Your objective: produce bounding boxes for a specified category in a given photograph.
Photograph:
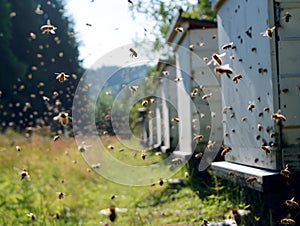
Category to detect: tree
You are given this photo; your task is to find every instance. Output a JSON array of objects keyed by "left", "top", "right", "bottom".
[{"left": 129, "top": 0, "right": 216, "bottom": 50}]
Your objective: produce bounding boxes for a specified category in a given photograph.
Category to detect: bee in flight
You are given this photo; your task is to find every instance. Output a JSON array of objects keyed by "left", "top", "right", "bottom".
[
  {"left": 129, "top": 48, "right": 137, "bottom": 58},
  {"left": 208, "top": 52, "right": 226, "bottom": 66},
  {"left": 99, "top": 205, "right": 128, "bottom": 222},
  {"left": 40, "top": 19, "right": 57, "bottom": 34},
  {"left": 260, "top": 26, "right": 276, "bottom": 39},
  {"left": 55, "top": 72, "right": 70, "bottom": 83},
  {"left": 53, "top": 112, "right": 70, "bottom": 126}
]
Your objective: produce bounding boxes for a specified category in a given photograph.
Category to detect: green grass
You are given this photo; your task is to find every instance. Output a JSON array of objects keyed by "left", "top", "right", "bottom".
[{"left": 0, "top": 130, "right": 266, "bottom": 225}]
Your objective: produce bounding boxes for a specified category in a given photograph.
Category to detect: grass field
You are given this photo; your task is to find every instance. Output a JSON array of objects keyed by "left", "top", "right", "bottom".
[{"left": 0, "top": 129, "right": 265, "bottom": 225}]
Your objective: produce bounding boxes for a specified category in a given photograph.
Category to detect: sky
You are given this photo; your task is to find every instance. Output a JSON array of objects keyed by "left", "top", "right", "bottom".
[{"left": 64, "top": 0, "right": 152, "bottom": 68}]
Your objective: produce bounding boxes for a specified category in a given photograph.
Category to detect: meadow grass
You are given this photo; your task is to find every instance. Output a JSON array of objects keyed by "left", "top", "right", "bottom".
[{"left": 0, "top": 130, "right": 262, "bottom": 225}]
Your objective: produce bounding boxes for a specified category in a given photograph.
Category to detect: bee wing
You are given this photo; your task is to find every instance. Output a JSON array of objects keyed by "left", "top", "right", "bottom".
[
  {"left": 50, "top": 30, "right": 56, "bottom": 34},
  {"left": 99, "top": 209, "right": 110, "bottom": 216},
  {"left": 56, "top": 75, "right": 61, "bottom": 79},
  {"left": 47, "top": 19, "right": 51, "bottom": 25},
  {"left": 206, "top": 59, "right": 213, "bottom": 65},
  {"left": 218, "top": 52, "right": 226, "bottom": 57},
  {"left": 53, "top": 115, "right": 60, "bottom": 121},
  {"left": 65, "top": 74, "right": 70, "bottom": 78},
  {"left": 115, "top": 207, "right": 128, "bottom": 213}
]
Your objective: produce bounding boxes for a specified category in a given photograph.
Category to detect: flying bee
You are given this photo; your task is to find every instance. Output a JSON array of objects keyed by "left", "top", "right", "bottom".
[
  {"left": 246, "top": 176, "right": 258, "bottom": 184},
  {"left": 171, "top": 157, "right": 183, "bottom": 165},
  {"left": 282, "top": 12, "right": 292, "bottom": 23},
  {"left": 56, "top": 191, "right": 66, "bottom": 200},
  {"left": 280, "top": 218, "right": 296, "bottom": 225},
  {"left": 171, "top": 117, "right": 179, "bottom": 123},
  {"left": 285, "top": 197, "right": 299, "bottom": 208},
  {"left": 27, "top": 213, "right": 36, "bottom": 221},
  {"left": 129, "top": 85, "right": 138, "bottom": 93},
  {"left": 193, "top": 134, "right": 204, "bottom": 144},
  {"left": 158, "top": 178, "right": 165, "bottom": 186},
  {"left": 55, "top": 72, "right": 70, "bottom": 83},
  {"left": 191, "top": 88, "right": 199, "bottom": 97},
  {"left": 42, "top": 96, "right": 50, "bottom": 101},
  {"left": 222, "top": 42, "right": 233, "bottom": 50},
  {"left": 129, "top": 48, "right": 137, "bottom": 57},
  {"left": 195, "top": 152, "right": 203, "bottom": 159},
  {"left": 221, "top": 146, "right": 232, "bottom": 156},
  {"left": 264, "top": 107, "right": 270, "bottom": 112},
  {"left": 162, "top": 70, "right": 170, "bottom": 76},
  {"left": 208, "top": 52, "right": 226, "bottom": 66},
  {"left": 202, "top": 92, "right": 212, "bottom": 100},
  {"left": 40, "top": 19, "right": 57, "bottom": 34},
  {"left": 128, "top": 0, "right": 133, "bottom": 4},
  {"left": 184, "top": 171, "right": 189, "bottom": 178},
  {"left": 281, "top": 164, "right": 291, "bottom": 179},
  {"left": 99, "top": 205, "right": 128, "bottom": 222},
  {"left": 201, "top": 220, "right": 209, "bottom": 226},
  {"left": 189, "top": 44, "right": 195, "bottom": 51},
  {"left": 107, "top": 145, "right": 114, "bottom": 150},
  {"left": 35, "top": 4, "right": 44, "bottom": 15},
  {"left": 78, "top": 142, "right": 91, "bottom": 152},
  {"left": 20, "top": 169, "right": 30, "bottom": 180},
  {"left": 142, "top": 100, "right": 148, "bottom": 107},
  {"left": 175, "top": 27, "right": 184, "bottom": 33},
  {"left": 248, "top": 103, "right": 255, "bottom": 112},
  {"left": 271, "top": 112, "right": 286, "bottom": 121},
  {"left": 241, "top": 117, "right": 247, "bottom": 122},
  {"left": 257, "top": 124, "right": 263, "bottom": 131},
  {"left": 141, "top": 150, "right": 147, "bottom": 160},
  {"left": 261, "top": 145, "right": 271, "bottom": 154},
  {"left": 16, "top": 145, "right": 21, "bottom": 152},
  {"left": 174, "top": 77, "right": 182, "bottom": 82},
  {"left": 207, "top": 140, "right": 216, "bottom": 150},
  {"left": 53, "top": 135, "right": 61, "bottom": 142},
  {"left": 260, "top": 26, "right": 276, "bottom": 39},
  {"left": 214, "top": 64, "right": 233, "bottom": 78},
  {"left": 53, "top": 112, "right": 70, "bottom": 126},
  {"left": 232, "top": 73, "right": 242, "bottom": 84}
]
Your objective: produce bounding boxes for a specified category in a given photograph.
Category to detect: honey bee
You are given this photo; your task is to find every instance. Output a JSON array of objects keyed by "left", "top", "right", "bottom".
[
  {"left": 53, "top": 135, "right": 61, "bottom": 142},
  {"left": 214, "top": 64, "right": 233, "bottom": 78},
  {"left": 189, "top": 44, "right": 195, "bottom": 51},
  {"left": 129, "top": 48, "right": 137, "bottom": 57},
  {"left": 20, "top": 169, "right": 30, "bottom": 180},
  {"left": 107, "top": 145, "right": 114, "bottom": 150},
  {"left": 195, "top": 152, "right": 203, "bottom": 159},
  {"left": 193, "top": 134, "right": 204, "bottom": 144},
  {"left": 208, "top": 52, "right": 226, "bottom": 66},
  {"left": 171, "top": 117, "right": 179, "bottom": 123},
  {"left": 241, "top": 117, "right": 247, "bottom": 122},
  {"left": 282, "top": 12, "right": 292, "bottom": 23},
  {"left": 261, "top": 145, "right": 271, "bottom": 154},
  {"left": 280, "top": 218, "right": 296, "bottom": 225},
  {"left": 55, "top": 72, "right": 70, "bottom": 83},
  {"left": 184, "top": 171, "right": 189, "bottom": 178},
  {"left": 207, "top": 140, "right": 216, "bottom": 150},
  {"left": 85, "top": 23, "right": 92, "bottom": 27},
  {"left": 91, "top": 163, "right": 101, "bottom": 169},
  {"left": 271, "top": 112, "right": 286, "bottom": 121},
  {"left": 264, "top": 107, "right": 270, "bottom": 112},
  {"left": 222, "top": 42, "right": 233, "bottom": 50},
  {"left": 53, "top": 112, "right": 70, "bottom": 126},
  {"left": 257, "top": 124, "right": 263, "bottom": 131},
  {"left": 141, "top": 151, "right": 147, "bottom": 160},
  {"left": 119, "top": 148, "right": 125, "bottom": 152},
  {"left": 129, "top": 85, "right": 138, "bottom": 93},
  {"left": 40, "top": 19, "right": 57, "bottom": 34},
  {"left": 142, "top": 100, "right": 148, "bottom": 107},
  {"left": 174, "top": 77, "right": 182, "bottom": 82},
  {"left": 56, "top": 191, "right": 66, "bottom": 200},
  {"left": 232, "top": 73, "right": 242, "bottom": 84},
  {"left": 202, "top": 93, "right": 212, "bottom": 100},
  {"left": 248, "top": 103, "right": 255, "bottom": 112},
  {"left": 221, "top": 146, "right": 232, "bottom": 156},
  {"left": 27, "top": 213, "right": 36, "bottom": 221},
  {"left": 78, "top": 142, "right": 91, "bottom": 152},
  {"left": 246, "top": 176, "right": 258, "bottom": 184},
  {"left": 158, "top": 178, "right": 165, "bottom": 186},
  {"left": 16, "top": 145, "right": 21, "bottom": 152},
  {"left": 281, "top": 164, "right": 291, "bottom": 179},
  {"left": 128, "top": 0, "right": 133, "bottom": 4},
  {"left": 171, "top": 157, "right": 183, "bottom": 165},
  {"left": 284, "top": 197, "right": 299, "bottom": 208},
  {"left": 35, "top": 4, "right": 44, "bottom": 15},
  {"left": 191, "top": 88, "right": 199, "bottom": 97},
  {"left": 260, "top": 26, "right": 276, "bottom": 39},
  {"left": 201, "top": 220, "right": 209, "bottom": 226},
  {"left": 99, "top": 205, "right": 128, "bottom": 222},
  {"left": 162, "top": 70, "right": 170, "bottom": 76},
  {"left": 175, "top": 27, "right": 184, "bottom": 33}
]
